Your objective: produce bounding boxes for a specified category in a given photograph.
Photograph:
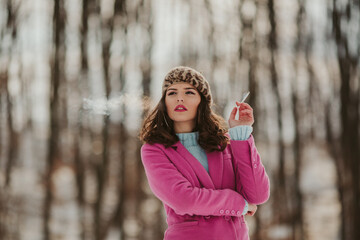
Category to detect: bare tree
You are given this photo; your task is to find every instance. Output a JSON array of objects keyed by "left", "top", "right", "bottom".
[
  {"left": 1, "top": 0, "right": 20, "bottom": 189},
  {"left": 266, "top": 0, "right": 291, "bottom": 228},
  {"left": 327, "top": 1, "right": 360, "bottom": 240},
  {"left": 136, "top": 0, "right": 156, "bottom": 237},
  {"left": 0, "top": 2, "right": 22, "bottom": 240},
  {"left": 290, "top": 0, "right": 308, "bottom": 239},
  {"left": 111, "top": 2, "right": 129, "bottom": 239},
  {"left": 73, "top": 0, "right": 92, "bottom": 239},
  {"left": 43, "top": 0, "right": 66, "bottom": 239},
  {"left": 95, "top": 0, "right": 128, "bottom": 239}
]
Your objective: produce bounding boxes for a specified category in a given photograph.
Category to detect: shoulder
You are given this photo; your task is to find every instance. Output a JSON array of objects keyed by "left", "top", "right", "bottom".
[
  {"left": 141, "top": 142, "right": 175, "bottom": 167},
  {"left": 141, "top": 142, "right": 169, "bottom": 157},
  {"left": 141, "top": 142, "right": 164, "bottom": 152}
]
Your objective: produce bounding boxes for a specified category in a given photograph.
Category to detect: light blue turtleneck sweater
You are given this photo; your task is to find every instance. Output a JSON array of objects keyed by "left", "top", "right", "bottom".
[{"left": 176, "top": 125, "right": 253, "bottom": 215}]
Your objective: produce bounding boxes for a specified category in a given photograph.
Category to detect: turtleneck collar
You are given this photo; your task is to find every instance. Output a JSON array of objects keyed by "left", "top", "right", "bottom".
[{"left": 176, "top": 131, "right": 199, "bottom": 148}]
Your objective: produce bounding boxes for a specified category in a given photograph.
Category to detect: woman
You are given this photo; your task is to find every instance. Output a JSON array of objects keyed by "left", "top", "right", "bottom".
[{"left": 139, "top": 66, "right": 270, "bottom": 240}]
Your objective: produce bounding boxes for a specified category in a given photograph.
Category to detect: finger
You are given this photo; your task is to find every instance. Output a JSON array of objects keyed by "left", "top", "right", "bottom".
[
  {"left": 242, "top": 102, "right": 252, "bottom": 108},
  {"left": 240, "top": 113, "right": 253, "bottom": 119},
  {"left": 239, "top": 103, "right": 252, "bottom": 111},
  {"left": 239, "top": 109, "right": 253, "bottom": 116},
  {"left": 239, "top": 109, "right": 252, "bottom": 113},
  {"left": 240, "top": 102, "right": 252, "bottom": 108},
  {"left": 246, "top": 211, "right": 254, "bottom": 216},
  {"left": 229, "top": 107, "right": 237, "bottom": 120}
]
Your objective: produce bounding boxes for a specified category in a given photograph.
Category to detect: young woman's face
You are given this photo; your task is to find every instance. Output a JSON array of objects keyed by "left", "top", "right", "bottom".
[{"left": 165, "top": 82, "right": 201, "bottom": 133}]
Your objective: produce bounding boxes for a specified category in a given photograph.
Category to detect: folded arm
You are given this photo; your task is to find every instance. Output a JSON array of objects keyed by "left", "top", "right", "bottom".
[{"left": 141, "top": 143, "right": 248, "bottom": 217}]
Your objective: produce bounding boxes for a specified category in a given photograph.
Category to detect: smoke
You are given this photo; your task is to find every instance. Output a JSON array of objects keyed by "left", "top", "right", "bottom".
[{"left": 82, "top": 93, "right": 155, "bottom": 116}]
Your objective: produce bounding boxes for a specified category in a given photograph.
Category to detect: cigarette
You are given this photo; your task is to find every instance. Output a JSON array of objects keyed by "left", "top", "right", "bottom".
[{"left": 240, "top": 91, "right": 250, "bottom": 103}]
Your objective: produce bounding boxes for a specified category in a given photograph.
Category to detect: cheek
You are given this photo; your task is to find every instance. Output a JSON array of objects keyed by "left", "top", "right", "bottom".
[
  {"left": 192, "top": 97, "right": 201, "bottom": 112},
  {"left": 165, "top": 98, "right": 174, "bottom": 117},
  {"left": 190, "top": 102, "right": 200, "bottom": 115},
  {"left": 165, "top": 98, "right": 171, "bottom": 111}
]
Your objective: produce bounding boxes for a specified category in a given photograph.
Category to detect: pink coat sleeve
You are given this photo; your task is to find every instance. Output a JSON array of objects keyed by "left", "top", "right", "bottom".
[
  {"left": 141, "top": 143, "right": 247, "bottom": 217},
  {"left": 229, "top": 135, "right": 270, "bottom": 205}
]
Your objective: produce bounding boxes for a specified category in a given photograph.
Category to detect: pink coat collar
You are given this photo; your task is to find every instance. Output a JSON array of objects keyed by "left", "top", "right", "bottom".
[{"left": 169, "top": 141, "right": 224, "bottom": 190}]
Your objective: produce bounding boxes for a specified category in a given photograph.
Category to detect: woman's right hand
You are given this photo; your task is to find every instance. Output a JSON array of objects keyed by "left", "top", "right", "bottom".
[{"left": 246, "top": 204, "right": 257, "bottom": 216}]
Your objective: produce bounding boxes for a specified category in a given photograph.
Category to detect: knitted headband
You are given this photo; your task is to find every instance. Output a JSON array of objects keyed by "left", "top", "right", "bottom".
[{"left": 162, "top": 66, "right": 212, "bottom": 104}]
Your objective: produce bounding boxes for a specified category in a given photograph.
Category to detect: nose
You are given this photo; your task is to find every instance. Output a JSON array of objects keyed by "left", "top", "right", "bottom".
[{"left": 177, "top": 95, "right": 184, "bottom": 102}]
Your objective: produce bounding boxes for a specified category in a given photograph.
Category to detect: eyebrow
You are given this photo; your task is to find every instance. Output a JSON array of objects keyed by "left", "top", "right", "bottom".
[{"left": 167, "top": 87, "right": 196, "bottom": 91}]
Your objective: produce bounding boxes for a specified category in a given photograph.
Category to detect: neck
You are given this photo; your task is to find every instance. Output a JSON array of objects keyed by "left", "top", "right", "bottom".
[{"left": 174, "top": 120, "right": 196, "bottom": 133}]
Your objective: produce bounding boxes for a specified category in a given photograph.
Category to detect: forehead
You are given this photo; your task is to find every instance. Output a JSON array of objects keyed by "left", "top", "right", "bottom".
[{"left": 167, "top": 82, "right": 196, "bottom": 90}]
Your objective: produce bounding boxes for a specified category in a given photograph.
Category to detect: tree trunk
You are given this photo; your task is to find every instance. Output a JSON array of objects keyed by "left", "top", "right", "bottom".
[
  {"left": 74, "top": 1, "right": 90, "bottom": 239},
  {"left": 43, "top": 0, "right": 65, "bottom": 239},
  {"left": 291, "top": 0, "right": 307, "bottom": 238},
  {"left": 3, "top": 0, "right": 19, "bottom": 189},
  {"left": 267, "top": 0, "right": 289, "bottom": 225},
  {"left": 331, "top": 1, "right": 360, "bottom": 239}
]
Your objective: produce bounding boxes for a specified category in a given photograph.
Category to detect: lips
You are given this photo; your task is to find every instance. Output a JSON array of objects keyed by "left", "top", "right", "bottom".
[{"left": 174, "top": 105, "right": 187, "bottom": 111}]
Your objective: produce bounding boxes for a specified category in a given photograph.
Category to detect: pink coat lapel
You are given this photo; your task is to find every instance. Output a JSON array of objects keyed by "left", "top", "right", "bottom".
[{"left": 170, "top": 142, "right": 224, "bottom": 190}]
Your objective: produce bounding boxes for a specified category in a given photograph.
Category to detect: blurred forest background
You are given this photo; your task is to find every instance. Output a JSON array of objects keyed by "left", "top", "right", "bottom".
[{"left": 0, "top": 0, "right": 359, "bottom": 239}]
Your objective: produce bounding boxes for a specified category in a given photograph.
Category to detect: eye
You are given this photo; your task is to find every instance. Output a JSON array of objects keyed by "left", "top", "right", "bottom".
[
  {"left": 167, "top": 92, "right": 176, "bottom": 96},
  {"left": 186, "top": 91, "right": 195, "bottom": 95}
]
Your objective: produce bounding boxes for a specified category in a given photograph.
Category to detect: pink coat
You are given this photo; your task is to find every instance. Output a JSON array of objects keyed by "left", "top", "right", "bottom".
[{"left": 141, "top": 135, "right": 270, "bottom": 240}]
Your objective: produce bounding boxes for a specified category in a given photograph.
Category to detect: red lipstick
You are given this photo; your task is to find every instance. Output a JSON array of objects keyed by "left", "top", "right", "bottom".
[{"left": 174, "top": 105, "right": 187, "bottom": 112}]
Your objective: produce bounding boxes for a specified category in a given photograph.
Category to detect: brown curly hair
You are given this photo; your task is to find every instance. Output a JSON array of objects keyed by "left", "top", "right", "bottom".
[{"left": 139, "top": 93, "right": 229, "bottom": 152}]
